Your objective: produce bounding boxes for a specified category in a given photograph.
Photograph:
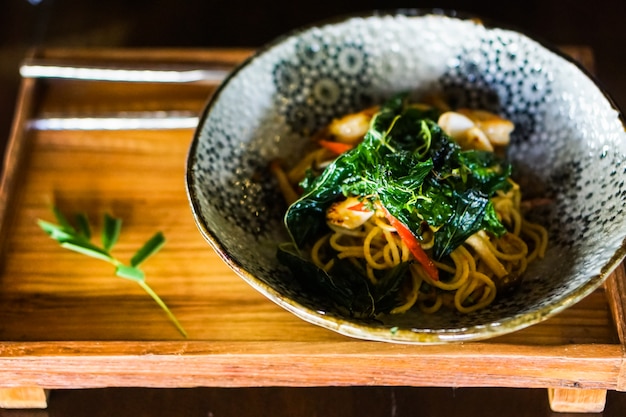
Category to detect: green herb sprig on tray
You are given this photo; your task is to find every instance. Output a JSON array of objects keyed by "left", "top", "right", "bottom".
[{"left": 38, "top": 206, "right": 187, "bottom": 338}]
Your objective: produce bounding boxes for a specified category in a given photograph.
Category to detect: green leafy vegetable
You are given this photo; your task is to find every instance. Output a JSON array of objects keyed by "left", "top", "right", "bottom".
[
  {"left": 131, "top": 231, "right": 166, "bottom": 267},
  {"left": 277, "top": 242, "right": 409, "bottom": 317},
  {"left": 38, "top": 208, "right": 187, "bottom": 338},
  {"left": 285, "top": 94, "right": 511, "bottom": 259},
  {"left": 75, "top": 213, "right": 91, "bottom": 239},
  {"left": 102, "top": 213, "right": 122, "bottom": 251},
  {"left": 280, "top": 94, "right": 514, "bottom": 317},
  {"left": 277, "top": 242, "right": 374, "bottom": 317}
]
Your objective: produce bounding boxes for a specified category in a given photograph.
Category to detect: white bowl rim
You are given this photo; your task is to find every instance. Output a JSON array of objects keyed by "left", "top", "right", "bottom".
[{"left": 186, "top": 9, "right": 626, "bottom": 343}]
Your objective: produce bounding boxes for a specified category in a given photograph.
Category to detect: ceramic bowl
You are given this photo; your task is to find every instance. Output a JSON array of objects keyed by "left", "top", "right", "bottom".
[{"left": 186, "top": 10, "right": 626, "bottom": 343}]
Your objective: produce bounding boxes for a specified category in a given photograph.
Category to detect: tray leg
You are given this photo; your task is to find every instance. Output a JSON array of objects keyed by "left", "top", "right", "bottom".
[
  {"left": 0, "top": 387, "right": 48, "bottom": 409},
  {"left": 547, "top": 387, "right": 607, "bottom": 413}
]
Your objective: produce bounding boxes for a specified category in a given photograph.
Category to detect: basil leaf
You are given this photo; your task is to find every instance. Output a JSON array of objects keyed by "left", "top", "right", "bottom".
[
  {"left": 75, "top": 213, "right": 91, "bottom": 239},
  {"left": 53, "top": 206, "right": 75, "bottom": 233},
  {"left": 458, "top": 150, "right": 512, "bottom": 194},
  {"left": 431, "top": 189, "right": 491, "bottom": 258},
  {"left": 277, "top": 243, "right": 375, "bottom": 317},
  {"left": 130, "top": 231, "right": 165, "bottom": 267},
  {"left": 482, "top": 201, "right": 508, "bottom": 237},
  {"left": 373, "top": 262, "right": 412, "bottom": 313},
  {"left": 102, "top": 213, "right": 122, "bottom": 251}
]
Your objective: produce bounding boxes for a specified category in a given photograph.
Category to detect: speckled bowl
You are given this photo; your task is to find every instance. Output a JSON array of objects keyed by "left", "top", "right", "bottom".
[{"left": 186, "top": 10, "right": 626, "bottom": 343}]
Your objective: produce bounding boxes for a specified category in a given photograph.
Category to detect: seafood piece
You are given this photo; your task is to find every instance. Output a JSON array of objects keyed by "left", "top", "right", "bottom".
[
  {"left": 328, "top": 106, "right": 378, "bottom": 143},
  {"left": 458, "top": 108, "right": 514, "bottom": 146},
  {"left": 438, "top": 111, "right": 493, "bottom": 151},
  {"left": 326, "top": 197, "right": 374, "bottom": 230},
  {"left": 438, "top": 110, "right": 514, "bottom": 150}
]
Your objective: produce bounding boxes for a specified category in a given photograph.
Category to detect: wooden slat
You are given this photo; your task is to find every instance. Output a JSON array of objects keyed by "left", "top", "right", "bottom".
[
  {"left": 604, "top": 263, "right": 626, "bottom": 390},
  {"left": 30, "top": 47, "right": 254, "bottom": 66},
  {"left": 0, "top": 341, "right": 621, "bottom": 389},
  {"left": 0, "top": 69, "right": 37, "bottom": 259}
]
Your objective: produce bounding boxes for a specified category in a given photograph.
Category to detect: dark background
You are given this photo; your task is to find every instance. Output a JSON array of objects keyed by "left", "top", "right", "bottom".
[
  {"left": 1, "top": 0, "right": 626, "bottom": 415},
  {"left": 1, "top": 0, "right": 626, "bottom": 148}
]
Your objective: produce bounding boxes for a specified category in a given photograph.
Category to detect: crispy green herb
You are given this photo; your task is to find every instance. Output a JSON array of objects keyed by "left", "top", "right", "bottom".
[
  {"left": 280, "top": 94, "right": 513, "bottom": 317},
  {"left": 38, "top": 208, "right": 187, "bottom": 338},
  {"left": 285, "top": 94, "right": 511, "bottom": 259}
]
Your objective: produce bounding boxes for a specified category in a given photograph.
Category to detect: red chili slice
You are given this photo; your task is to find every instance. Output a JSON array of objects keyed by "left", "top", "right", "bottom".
[
  {"left": 378, "top": 204, "right": 439, "bottom": 281},
  {"left": 347, "top": 201, "right": 369, "bottom": 212},
  {"left": 318, "top": 139, "right": 355, "bottom": 155}
]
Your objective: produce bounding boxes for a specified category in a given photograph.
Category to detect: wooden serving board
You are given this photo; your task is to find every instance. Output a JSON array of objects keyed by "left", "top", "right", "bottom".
[{"left": 0, "top": 47, "right": 623, "bottom": 413}]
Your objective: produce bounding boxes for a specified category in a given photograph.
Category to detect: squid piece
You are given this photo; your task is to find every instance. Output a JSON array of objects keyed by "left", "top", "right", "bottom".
[
  {"left": 327, "top": 106, "right": 378, "bottom": 144},
  {"left": 437, "top": 109, "right": 514, "bottom": 151},
  {"left": 457, "top": 108, "right": 514, "bottom": 147},
  {"left": 326, "top": 197, "right": 374, "bottom": 231},
  {"left": 437, "top": 111, "right": 493, "bottom": 151},
  {"left": 464, "top": 232, "right": 509, "bottom": 279}
]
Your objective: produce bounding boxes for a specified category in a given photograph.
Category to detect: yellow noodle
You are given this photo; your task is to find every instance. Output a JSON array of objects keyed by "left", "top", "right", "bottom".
[
  {"left": 509, "top": 207, "right": 523, "bottom": 236},
  {"left": 465, "top": 232, "right": 509, "bottom": 278},
  {"left": 337, "top": 249, "right": 366, "bottom": 259},
  {"left": 287, "top": 148, "right": 329, "bottom": 183},
  {"left": 329, "top": 232, "right": 363, "bottom": 253},
  {"left": 418, "top": 294, "right": 443, "bottom": 314},
  {"left": 475, "top": 259, "right": 492, "bottom": 277},
  {"left": 381, "top": 228, "right": 402, "bottom": 265},
  {"left": 494, "top": 194, "right": 523, "bottom": 236},
  {"left": 494, "top": 197, "right": 513, "bottom": 227},
  {"left": 311, "top": 233, "right": 331, "bottom": 269},
  {"left": 271, "top": 162, "right": 300, "bottom": 205},
  {"left": 400, "top": 239, "right": 411, "bottom": 262},
  {"left": 416, "top": 250, "right": 469, "bottom": 292},
  {"left": 374, "top": 216, "right": 396, "bottom": 232},
  {"left": 488, "top": 232, "right": 528, "bottom": 262},
  {"left": 435, "top": 249, "right": 470, "bottom": 291},
  {"left": 390, "top": 271, "right": 422, "bottom": 314},
  {"left": 364, "top": 226, "right": 389, "bottom": 269},
  {"left": 365, "top": 251, "right": 387, "bottom": 284},
  {"left": 433, "top": 259, "right": 456, "bottom": 274},
  {"left": 520, "top": 226, "right": 542, "bottom": 262},
  {"left": 457, "top": 245, "right": 477, "bottom": 272},
  {"left": 516, "top": 256, "right": 528, "bottom": 275},
  {"left": 455, "top": 272, "right": 496, "bottom": 313},
  {"left": 522, "top": 220, "right": 548, "bottom": 258},
  {"left": 420, "top": 229, "right": 435, "bottom": 250},
  {"left": 382, "top": 244, "right": 394, "bottom": 266}
]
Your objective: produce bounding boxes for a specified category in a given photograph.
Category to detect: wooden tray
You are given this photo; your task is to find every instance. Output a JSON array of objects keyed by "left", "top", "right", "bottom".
[{"left": 0, "top": 47, "right": 623, "bottom": 413}]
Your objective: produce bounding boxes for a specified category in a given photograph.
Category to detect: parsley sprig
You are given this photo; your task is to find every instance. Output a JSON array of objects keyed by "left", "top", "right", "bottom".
[{"left": 38, "top": 207, "right": 187, "bottom": 338}]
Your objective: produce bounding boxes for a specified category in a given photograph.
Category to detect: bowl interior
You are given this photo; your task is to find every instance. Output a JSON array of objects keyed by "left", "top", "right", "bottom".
[{"left": 187, "top": 11, "right": 626, "bottom": 343}]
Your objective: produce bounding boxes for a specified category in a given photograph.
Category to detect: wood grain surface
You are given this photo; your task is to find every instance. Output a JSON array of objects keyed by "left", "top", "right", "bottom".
[{"left": 0, "top": 48, "right": 624, "bottom": 412}]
